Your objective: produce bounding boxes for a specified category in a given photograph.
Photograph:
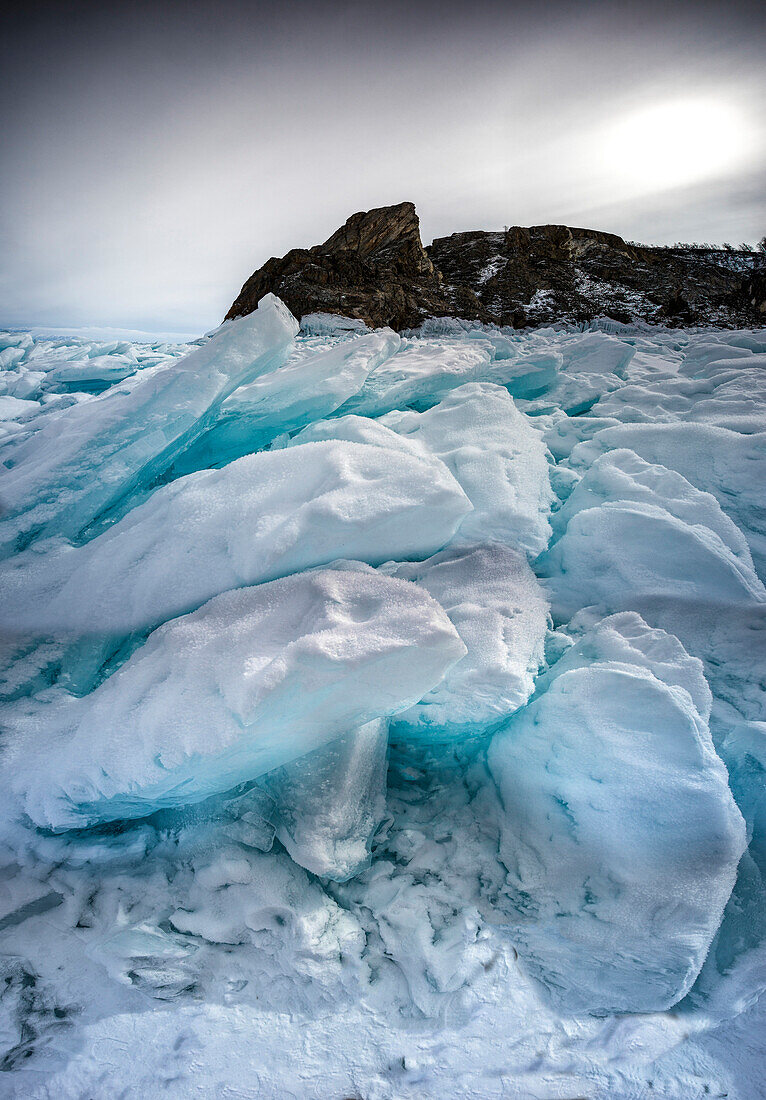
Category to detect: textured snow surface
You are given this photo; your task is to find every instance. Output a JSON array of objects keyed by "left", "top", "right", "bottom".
[{"left": 1, "top": 313, "right": 765, "bottom": 1098}]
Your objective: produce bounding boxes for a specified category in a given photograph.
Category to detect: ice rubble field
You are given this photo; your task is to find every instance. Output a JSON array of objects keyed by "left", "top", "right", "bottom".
[{"left": 0, "top": 302, "right": 765, "bottom": 1099}]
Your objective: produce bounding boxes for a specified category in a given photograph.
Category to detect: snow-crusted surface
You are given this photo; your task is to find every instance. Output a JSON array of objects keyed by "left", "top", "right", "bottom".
[{"left": 1, "top": 313, "right": 766, "bottom": 1098}]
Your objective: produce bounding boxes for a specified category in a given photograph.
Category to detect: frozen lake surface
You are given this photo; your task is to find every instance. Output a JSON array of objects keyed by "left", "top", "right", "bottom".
[{"left": 1, "top": 305, "right": 765, "bottom": 1098}]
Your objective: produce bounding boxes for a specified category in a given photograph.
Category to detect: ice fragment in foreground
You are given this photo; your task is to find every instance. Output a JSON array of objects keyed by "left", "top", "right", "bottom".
[
  {"left": 261, "top": 718, "right": 389, "bottom": 881},
  {"left": 487, "top": 612, "right": 746, "bottom": 1014},
  {"left": 7, "top": 568, "right": 465, "bottom": 830}
]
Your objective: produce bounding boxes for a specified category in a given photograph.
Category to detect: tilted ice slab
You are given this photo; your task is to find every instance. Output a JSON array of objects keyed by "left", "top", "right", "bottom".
[
  {"left": 332, "top": 339, "right": 560, "bottom": 418},
  {"left": 0, "top": 295, "right": 298, "bottom": 556},
  {"left": 487, "top": 612, "right": 746, "bottom": 1014},
  {"left": 0, "top": 438, "right": 470, "bottom": 653},
  {"left": 260, "top": 718, "right": 389, "bottom": 881},
  {"left": 6, "top": 568, "right": 466, "bottom": 831},
  {"left": 173, "top": 328, "right": 401, "bottom": 473},
  {"left": 552, "top": 448, "right": 755, "bottom": 569},
  {"left": 384, "top": 545, "right": 549, "bottom": 740},
  {"left": 290, "top": 383, "right": 553, "bottom": 557},
  {"left": 570, "top": 422, "right": 766, "bottom": 579},
  {"left": 540, "top": 499, "right": 766, "bottom": 622},
  {"left": 334, "top": 339, "right": 495, "bottom": 417}
]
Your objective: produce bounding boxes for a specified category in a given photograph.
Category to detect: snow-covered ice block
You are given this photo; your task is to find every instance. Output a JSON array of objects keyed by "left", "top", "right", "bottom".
[
  {"left": 570, "top": 423, "right": 766, "bottom": 579},
  {"left": 0, "top": 438, "right": 471, "bottom": 681},
  {"left": 175, "top": 328, "right": 400, "bottom": 471},
  {"left": 7, "top": 568, "right": 466, "bottom": 830},
  {"left": 289, "top": 384, "right": 552, "bottom": 556},
  {"left": 487, "top": 612, "right": 746, "bottom": 1014},
  {"left": 380, "top": 383, "right": 553, "bottom": 556},
  {"left": 385, "top": 545, "right": 549, "bottom": 740},
  {"left": 261, "top": 718, "right": 389, "bottom": 881},
  {"left": 540, "top": 499, "right": 765, "bottom": 623},
  {"left": 551, "top": 448, "right": 755, "bottom": 569},
  {"left": 593, "top": 363, "right": 766, "bottom": 435},
  {"left": 0, "top": 295, "right": 298, "bottom": 556},
  {"left": 522, "top": 332, "right": 636, "bottom": 415},
  {"left": 559, "top": 332, "right": 636, "bottom": 377}
]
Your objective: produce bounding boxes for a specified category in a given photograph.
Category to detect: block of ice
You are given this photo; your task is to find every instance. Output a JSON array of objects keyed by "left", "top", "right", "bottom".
[
  {"left": 299, "top": 313, "right": 371, "bottom": 336},
  {"left": 570, "top": 423, "right": 766, "bottom": 579},
  {"left": 380, "top": 383, "right": 553, "bottom": 556},
  {"left": 385, "top": 545, "right": 549, "bottom": 740},
  {"left": 289, "top": 384, "right": 552, "bottom": 556},
  {"left": 6, "top": 568, "right": 466, "bottom": 830},
  {"left": 0, "top": 438, "right": 471, "bottom": 688},
  {"left": 174, "top": 328, "right": 400, "bottom": 472},
  {"left": 42, "top": 354, "right": 142, "bottom": 392},
  {"left": 0, "top": 295, "right": 298, "bottom": 556},
  {"left": 540, "top": 500, "right": 765, "bottom": 623},
  {"left": 551, "top": 448, "right": 755, "bottom": 568},
  {"left": 487, "top": 612, "right": 746, "bottom": 1014},
  {"left": 335, "top": 339, "right": 494, "bottom": 417},
  {"left": 522, "top": 332, "right": 637, "bottom": 415},
  {"left": 261, "top": 718, "right": 389, "bottom": 881}
]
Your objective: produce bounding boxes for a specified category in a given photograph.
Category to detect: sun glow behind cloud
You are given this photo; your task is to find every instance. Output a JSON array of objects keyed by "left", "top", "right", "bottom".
[{"left": 603, "top": 97, "right": 754, "bottom": 193}]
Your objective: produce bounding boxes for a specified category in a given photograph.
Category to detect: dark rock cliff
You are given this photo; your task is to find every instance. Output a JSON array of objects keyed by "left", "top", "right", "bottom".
[{"left": 226, "top": 203, "right": 765, "bottom": 330}]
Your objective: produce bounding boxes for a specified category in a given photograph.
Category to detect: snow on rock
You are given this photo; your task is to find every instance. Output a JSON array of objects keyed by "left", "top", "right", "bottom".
[
  {"left": 0, "top": 295, "right": 298, "bottom": 556},
  {"left": 487, "top": 612, "right": 746, "bottom": 1014},
  {"left": 385, "top": 545, "right": 549, "bottom": 740},
  {"left": 6, "top": 568, "right": 465, "bottom": 830}
]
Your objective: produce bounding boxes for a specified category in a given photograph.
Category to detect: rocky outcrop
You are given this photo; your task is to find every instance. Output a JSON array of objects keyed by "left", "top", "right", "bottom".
[
  {"left": 226, "top": 202, "right": 454, "bottom": 331},
  {"left": 226, "top": 203, "right": 764, "bottom": 330}
]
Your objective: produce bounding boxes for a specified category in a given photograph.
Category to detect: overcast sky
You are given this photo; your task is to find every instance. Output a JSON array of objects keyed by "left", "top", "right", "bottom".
[{"left": 2, "top": 0, "right": 765, "bottom": 333}]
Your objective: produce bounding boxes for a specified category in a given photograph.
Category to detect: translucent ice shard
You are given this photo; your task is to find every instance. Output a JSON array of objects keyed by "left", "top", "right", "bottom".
[
  {"left": 0, "top": 295, "right": 298, "bottom": 556},
  {"left": 173, "top": 327, "right": 401, "bottom": 472},
  {"left": 7, "top": 568, "right": 466, "bottom": 830},
  {"left": 487, "top": 612, "right": 746, "bottom": 1014},
  {"left": 261, "top": 718, "right": 389, "bottom": 881}
]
